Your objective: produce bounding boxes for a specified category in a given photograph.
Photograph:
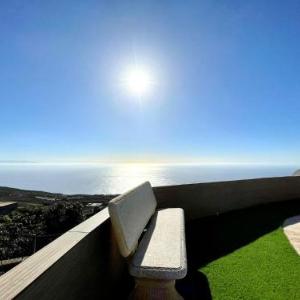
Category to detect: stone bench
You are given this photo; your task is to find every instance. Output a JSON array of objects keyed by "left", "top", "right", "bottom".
[{"left": 108, "top": 181, "right": 187, "bottom": 299}]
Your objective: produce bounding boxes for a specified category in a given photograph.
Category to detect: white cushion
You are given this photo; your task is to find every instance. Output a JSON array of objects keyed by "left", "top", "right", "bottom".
[
  {"left": 108, "top": 182, "right": 157, "bottom": 257},
  {"left": 129, "top": 208, "right": 187, "bottom": 280}
]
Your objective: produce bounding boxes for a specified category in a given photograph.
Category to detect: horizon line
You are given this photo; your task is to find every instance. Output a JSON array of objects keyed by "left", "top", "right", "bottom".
[{"left": 0, "top": 160, "right": 299, "bottom": 166}]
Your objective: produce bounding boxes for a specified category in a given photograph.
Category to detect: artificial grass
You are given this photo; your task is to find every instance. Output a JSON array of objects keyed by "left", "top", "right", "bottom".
[
  {"left": 200, "top": 228, "right": 300, "bottom": 300},
  {"left": 181, "top": 199, "right": 300, "bottom": 299}
]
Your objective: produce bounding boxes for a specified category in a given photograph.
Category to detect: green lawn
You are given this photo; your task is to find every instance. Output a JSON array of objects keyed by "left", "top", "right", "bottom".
[
  {"left": 200, "top": 228, "right": 300, "bottom": 300},
  {"left": 182, "top": 199, "right": 300, "bottom": 299}
]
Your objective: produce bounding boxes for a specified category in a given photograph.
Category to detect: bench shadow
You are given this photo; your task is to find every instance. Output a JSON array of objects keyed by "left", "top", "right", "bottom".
[
  {"left": 133, "top": 211, "right": 212, "bottom": 299},
  {"left": 121, "top": 211, "right": 212, "bottom": 299},
  {"left": 176, "top": 269, "right": 212, "bottom": 300},
  {"left": 185, "top": 198, "right": 300, "bottom": 271},
  {"left": 114, "top": 199, "right": 300, "bottom": 299},
  {"left": 131, "top": 212, "right": 158, "bottom": 266},
  {"left": 175, "top": 199, "right": 300, "bottom": 299}
]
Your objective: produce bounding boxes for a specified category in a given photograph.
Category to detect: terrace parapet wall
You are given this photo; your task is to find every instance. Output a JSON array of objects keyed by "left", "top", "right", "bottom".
[
  {"left": 1, "top": 175, "right": 300, "bottom": 298},
  {"left": 154, "top": 175, "right": 300, "bottom": 220}
]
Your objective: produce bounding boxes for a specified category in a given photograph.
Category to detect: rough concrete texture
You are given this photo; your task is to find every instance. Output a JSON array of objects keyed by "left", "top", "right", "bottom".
[{"left": 130, "top": 208, "right": 187, "bottom": 280}]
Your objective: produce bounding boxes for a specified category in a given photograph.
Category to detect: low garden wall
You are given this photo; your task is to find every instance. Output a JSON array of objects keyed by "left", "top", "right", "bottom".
[
  {"left": 2, "top": 174, "right": 300, "bottom": 298},
  {"left": 0, "top": 209, "right": 123, "bottom": 299},
  {"left": 154, "top": 175, "right": 300, "bottom": 219}
]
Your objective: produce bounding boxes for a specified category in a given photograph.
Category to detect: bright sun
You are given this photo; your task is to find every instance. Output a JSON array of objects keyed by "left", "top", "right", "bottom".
[{"left": 121, "top": 66, "right": 154, "bottom": 97}]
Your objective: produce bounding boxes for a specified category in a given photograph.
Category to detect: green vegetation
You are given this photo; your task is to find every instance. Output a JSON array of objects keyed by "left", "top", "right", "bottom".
[
  {"left": 201, "top": 228, "right": 300, "bottom": 299},
  {"left": 0, "top": 185, "right": 112, "bottom": 266},
  {"left": 0, "top": 201, "right": 87, "bottom": 260},
  {"left": 185, "top": 199, "right": 300, "bottom": 300}
]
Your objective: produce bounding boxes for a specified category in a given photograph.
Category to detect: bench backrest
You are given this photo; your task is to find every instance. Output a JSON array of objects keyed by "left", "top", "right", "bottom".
[{"left": 108, "top": 181, "right": 157, "bottom": 257}]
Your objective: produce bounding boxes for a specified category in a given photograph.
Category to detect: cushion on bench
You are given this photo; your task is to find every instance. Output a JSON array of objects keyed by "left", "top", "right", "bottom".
[
  {"left": 129, "top": 208, "right": 187, "bottom": 280},
  {"left": 108, "top": 181, "right": 157, "bottom": 257}
]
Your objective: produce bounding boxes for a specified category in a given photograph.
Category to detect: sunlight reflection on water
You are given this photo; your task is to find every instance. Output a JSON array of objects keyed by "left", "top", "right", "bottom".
[{"left": 0, "top": 163, "right": 297, "bottom": 195}]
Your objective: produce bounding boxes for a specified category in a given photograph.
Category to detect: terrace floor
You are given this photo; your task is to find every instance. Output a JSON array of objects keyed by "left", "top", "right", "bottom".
[
  {"left": 176, "top": 199, "right": 300, "bottom": 299},
  {"left": 117, "top": 199, "right": 300, "bottom": 299}
]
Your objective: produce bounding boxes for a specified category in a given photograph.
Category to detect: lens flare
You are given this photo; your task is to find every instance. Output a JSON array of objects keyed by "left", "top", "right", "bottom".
[{"left": 121, "top": 66, "right": 154, "bottom": 97}]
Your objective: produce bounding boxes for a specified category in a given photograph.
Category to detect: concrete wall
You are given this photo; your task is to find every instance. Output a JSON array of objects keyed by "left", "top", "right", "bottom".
[
  {"left": 154, "top": 176, "right": 300, "bottom": 220},
  {"left": 2, "top": 175, "right": 300, "bottom": 298},
  {"left": 0, "top": 209, "right": 127, "bottom": 300}
]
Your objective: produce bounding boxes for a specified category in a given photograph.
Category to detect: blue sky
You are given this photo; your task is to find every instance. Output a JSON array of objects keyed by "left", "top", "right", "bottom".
[{"left": 1, "top": 1, "right": 300, "bottom": 164}]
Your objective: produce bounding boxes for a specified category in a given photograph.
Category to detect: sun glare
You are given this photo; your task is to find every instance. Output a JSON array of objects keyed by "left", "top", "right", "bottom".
[{"left": 121, "top": 66, "right": 154, "bottom": 98}]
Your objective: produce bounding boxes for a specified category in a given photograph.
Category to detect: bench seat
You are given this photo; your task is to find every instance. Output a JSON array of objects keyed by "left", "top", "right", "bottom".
[
  {"left": 129, "top": 208, "right": 187, "bottom": 280},
  {"left": 109, "top": 182, "right": 187, "bottom": 298}
]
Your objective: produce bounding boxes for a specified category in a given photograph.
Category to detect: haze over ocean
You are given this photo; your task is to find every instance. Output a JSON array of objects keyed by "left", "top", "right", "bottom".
[{"left": 0, "top": 163, "right": 297, "bottom": 195}]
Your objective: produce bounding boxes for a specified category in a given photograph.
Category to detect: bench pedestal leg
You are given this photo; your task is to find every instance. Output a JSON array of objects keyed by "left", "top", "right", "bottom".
[{"left": 129, "top": 278, "right": 183, "bottom": 300}]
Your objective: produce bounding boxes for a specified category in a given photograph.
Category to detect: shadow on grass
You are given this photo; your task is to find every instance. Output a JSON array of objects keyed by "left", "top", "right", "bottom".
[
  {"left": 176, "top": 198, "right": 300, "bottom": 299},
  {"left": 114, "top": 199, "right": 300, "bottom": 299},
  {"left": 176, "top": 269, "right": 212, "bottom": 300}
]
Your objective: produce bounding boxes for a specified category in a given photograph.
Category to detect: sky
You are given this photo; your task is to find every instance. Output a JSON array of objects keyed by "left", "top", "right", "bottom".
[{"left": 1, "top": 0, "right": 300, "bottom": 164}]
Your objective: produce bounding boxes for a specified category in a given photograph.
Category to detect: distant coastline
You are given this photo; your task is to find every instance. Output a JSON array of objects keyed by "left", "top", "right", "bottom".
[{"left": 0, "top": 186, "right": 116, "bottom": 205}]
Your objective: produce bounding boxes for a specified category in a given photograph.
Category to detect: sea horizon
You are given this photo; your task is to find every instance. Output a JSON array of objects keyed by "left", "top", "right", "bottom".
[{"left": 0, "top": 162, "right": 298, "bottom": 195}]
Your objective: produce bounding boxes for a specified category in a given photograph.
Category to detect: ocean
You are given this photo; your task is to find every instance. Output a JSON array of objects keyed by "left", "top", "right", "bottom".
[{"left": 0, "top": 163, "right": 298, "bottom": 195}]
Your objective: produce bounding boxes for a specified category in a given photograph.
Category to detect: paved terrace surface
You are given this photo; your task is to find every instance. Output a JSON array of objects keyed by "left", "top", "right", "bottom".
[{"left": 283, "top": 215, "right": 300, "bottom": 255}]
